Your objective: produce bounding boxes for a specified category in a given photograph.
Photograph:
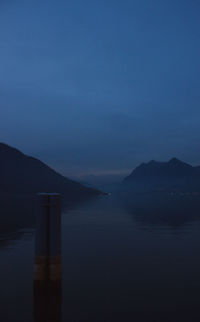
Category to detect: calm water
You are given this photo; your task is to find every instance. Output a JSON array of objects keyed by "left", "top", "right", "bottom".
[{"left": 1, "top": 194, "right": 200, "bottom": 322}]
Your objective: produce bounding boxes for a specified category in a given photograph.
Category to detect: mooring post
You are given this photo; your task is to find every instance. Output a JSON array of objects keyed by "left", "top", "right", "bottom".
[{"left": 34, "top": 193, "right": 62, "bottom": 283}]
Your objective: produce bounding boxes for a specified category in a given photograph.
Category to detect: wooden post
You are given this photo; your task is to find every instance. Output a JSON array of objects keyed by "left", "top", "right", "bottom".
[
  {"left": 34, "top": 280, "right": 62, "bottom": 322},
  {"left": 34, "top": 193, "right": 62, "bottom": 283}
]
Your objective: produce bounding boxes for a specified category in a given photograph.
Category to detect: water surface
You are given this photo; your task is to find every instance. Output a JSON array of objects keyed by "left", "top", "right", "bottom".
[{"left": 1, "top": 194, "right": 200, "bottom": 322}]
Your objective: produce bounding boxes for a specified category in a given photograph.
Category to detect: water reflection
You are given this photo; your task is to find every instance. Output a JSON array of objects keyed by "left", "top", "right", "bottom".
[
  {"left": 0, "top": 194, "right": 35, "bottom": 236},
  {"left": 118, "top": 192, "right": 200, "bottom": 228},
  {"left": 0, "top": 193, "right": 98, "bottom": 247}
]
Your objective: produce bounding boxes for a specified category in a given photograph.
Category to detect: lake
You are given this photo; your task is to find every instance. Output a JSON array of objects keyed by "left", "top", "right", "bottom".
[{"left": 1, "top": 193, "right": 200, "bottom": 322}]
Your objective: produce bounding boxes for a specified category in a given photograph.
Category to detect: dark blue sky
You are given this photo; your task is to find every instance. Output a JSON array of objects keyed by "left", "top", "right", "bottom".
[{"left": 1, "top": 0, "right": 200, "bottom": 176}]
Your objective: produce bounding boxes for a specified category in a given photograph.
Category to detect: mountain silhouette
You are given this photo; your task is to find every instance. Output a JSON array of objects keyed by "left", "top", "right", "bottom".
[
  {"left": 123, "top": 158, "right": 200, "bottom": 192},
  {"left": 0, "top": 143, "right": 101, "bottom": 197}
]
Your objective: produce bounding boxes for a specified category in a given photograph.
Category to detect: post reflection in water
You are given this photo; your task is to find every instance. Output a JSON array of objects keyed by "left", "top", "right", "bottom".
[{"left": 34, "top": 280, "right": 62, "bottom": 322}]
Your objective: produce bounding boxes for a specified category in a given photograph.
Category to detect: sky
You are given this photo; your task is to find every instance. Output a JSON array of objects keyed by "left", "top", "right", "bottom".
[{"left": 0, "top": 0, "right": 200, "bottom": 177}]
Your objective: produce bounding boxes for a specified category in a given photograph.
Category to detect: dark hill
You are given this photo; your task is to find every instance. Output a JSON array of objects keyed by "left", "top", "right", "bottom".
[
  {"left": 0, "top": 143, "right": 101, "bottom": 197},
  {"left": 123, "top": 158, "right": 200, "bottom": 192}
]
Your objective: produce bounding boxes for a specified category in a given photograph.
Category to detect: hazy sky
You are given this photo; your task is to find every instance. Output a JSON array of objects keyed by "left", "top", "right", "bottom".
[{"left": 0, "top": 0, "right": 200, "bottom": 176}]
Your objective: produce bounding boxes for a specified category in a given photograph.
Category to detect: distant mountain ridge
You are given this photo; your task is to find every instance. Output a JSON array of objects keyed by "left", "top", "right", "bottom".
[
  {"left": 123, "top": 158, "right": 200, "bottom": 192},
  {"left": 0, "top": 143, "right": 101, "bottom": 197}
]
